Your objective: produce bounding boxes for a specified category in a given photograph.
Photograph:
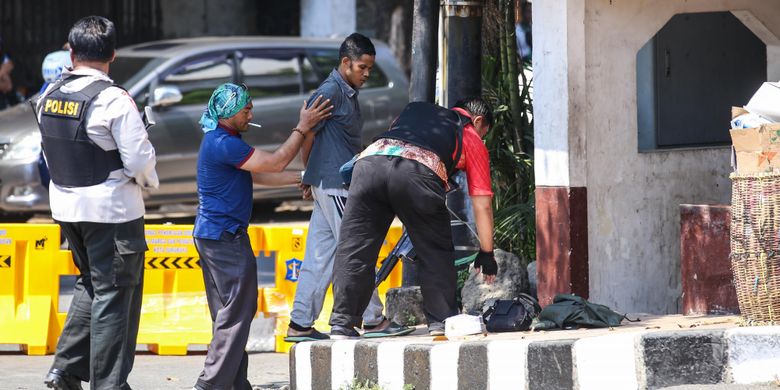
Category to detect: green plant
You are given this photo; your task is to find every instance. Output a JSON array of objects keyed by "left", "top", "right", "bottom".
[
  {"left": 455, "top": 265, "right": 471, "bottom": 309},
  {"left": 340, "top": 378, "right": 383, "bottom": 390},
  {"left": 403, "top": 310, "right": 417, "bottom": 326},
  {"left": 339, "top": 379, "right": 415, "bottom": 390},
  {"left": 481, "top": 0, "right": 535, "bottom": 266}
]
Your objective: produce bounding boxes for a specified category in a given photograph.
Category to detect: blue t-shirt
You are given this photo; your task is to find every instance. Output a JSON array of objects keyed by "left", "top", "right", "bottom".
[{"left": 193, "top": 127, "right": 254, "bottom": 240}]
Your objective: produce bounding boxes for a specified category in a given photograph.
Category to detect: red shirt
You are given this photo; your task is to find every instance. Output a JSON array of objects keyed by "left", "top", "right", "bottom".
[
  {"left": 453, "top": 107, "right": 493, "bottom": 197},
  {"left": 361, "top": 107, "right": 494, "bottom": 197}
]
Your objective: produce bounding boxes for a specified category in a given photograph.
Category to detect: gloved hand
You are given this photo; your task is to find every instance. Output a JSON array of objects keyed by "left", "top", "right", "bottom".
[{"left": 474, "top": 250, "right": 498, "bottom": 276}]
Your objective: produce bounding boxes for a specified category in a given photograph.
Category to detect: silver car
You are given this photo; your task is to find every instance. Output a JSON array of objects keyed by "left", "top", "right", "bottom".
[{"left": 0, "top": 37, "right": 408, "bottom": 217}]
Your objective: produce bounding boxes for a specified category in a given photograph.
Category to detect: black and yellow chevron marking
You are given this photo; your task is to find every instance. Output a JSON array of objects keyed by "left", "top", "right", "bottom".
[
  {"left": 0, "top": 255, "right": 10, "bottom": 268},
  {"left": 145, "top": 257, "right": 200, "bottom": 270}
]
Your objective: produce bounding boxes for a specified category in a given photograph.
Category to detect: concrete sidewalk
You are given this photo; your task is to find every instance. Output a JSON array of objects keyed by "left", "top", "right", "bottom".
[{"left": 289, "top": 315, "right": 780, "bottom": 390}]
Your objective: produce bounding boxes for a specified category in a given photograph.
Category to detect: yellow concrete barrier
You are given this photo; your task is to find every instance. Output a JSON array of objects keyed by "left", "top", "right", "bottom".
[
  {"left": 0, "top": 223, "right": 402, "bottom": 355},
  {"left": 138, "top": 225, "right": 265, "bottom": 355},
  {"left": 259, "top": 225, "right": 404, "bottom": 353},
  {"left": 138, "top": 225, "right": 207, "bottom": 355},
  {"left": 0, "top": 224, "right": 73, "bottom": 355}
]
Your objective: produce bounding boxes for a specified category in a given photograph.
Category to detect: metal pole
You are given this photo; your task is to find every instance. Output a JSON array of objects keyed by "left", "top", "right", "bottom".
[
  {"left": 404, "top": 0, "right": 440, "bottom": 287},
  {"left": 409, "top": 0, "right": 440, "bottom": 103},
  {"left": 443, "top": 0, "right": 482, "bottom": 107}
]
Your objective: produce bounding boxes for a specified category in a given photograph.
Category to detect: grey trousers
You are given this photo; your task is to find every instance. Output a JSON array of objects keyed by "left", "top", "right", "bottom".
[
  {"left": 51, "top": 217, "right": 147, "bottom": 390},
  {"left": 194, "top": 228, "right": 257, "bottom": 390},
  {"left": 290, "top": 184, "right": 384, "bottom": 328}
]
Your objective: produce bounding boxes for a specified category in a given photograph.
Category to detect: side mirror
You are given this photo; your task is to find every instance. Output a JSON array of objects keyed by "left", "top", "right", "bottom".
[
  {"left": 150, "top": 85, "right": 183, "bottom": 107},
  {"left": 142, "top": 106, "right": 156, "bottom": 129}
]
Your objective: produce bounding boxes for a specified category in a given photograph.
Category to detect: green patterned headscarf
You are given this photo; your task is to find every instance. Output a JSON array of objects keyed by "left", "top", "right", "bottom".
[{"left": 199, "top": 83, "right": 252, "bottom": 133}]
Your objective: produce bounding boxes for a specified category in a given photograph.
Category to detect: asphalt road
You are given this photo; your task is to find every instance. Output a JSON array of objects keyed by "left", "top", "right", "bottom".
[{"left": 0, "top": 351, "right": 290, "bottom": 390}]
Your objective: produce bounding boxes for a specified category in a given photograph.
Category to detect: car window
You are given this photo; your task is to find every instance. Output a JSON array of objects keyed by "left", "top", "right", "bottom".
[
  {"left": 301, "top": 56, "right": 321, "bottom": 92},
  {"left": 239, "top": 52, "right": 303, "bottom": 97},
  {"left": 305, "top": 49, "right": 389, "bottom": 89},
  {"left": 162, "top": 55, "right": 233, "bottom": 105},
  {"left": 110, "top": 56, "right": 163, "bottom": 108},
  {"left": 110, "top": 56, "right": 160, "bottom": 87}
]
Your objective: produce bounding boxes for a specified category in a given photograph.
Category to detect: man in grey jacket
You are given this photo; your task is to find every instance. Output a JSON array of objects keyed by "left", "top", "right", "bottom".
[
  {"left": 38, "top": 16, "right": 158, "bottom": 390},
  {"left": 286, "top": 33, "right": 412, "bottom": 341}
]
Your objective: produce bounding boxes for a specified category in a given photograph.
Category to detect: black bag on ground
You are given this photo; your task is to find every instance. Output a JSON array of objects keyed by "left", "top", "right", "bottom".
[{"left": 482, "top": 293, "right": 541, "bottom": 332}]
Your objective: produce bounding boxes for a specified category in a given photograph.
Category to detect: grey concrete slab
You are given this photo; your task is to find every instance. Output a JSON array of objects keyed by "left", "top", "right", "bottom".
[
  {"left": 310, "top": 341, "right": 333, "bottom": 390},
  {"left": 458, "top": 341, "right": 488, "bottom": 390},
  {"left": 354, "top": 341, "right": 379, "bottom": 385},
  {"left": 527, "top": 339, "right": 576, "bottom": 390},
  {"left": 641, "top": 330, "right": 727, "bottom": 390},
  {"left": 403, "top": 344, "right": 433, "bottom": 390}
]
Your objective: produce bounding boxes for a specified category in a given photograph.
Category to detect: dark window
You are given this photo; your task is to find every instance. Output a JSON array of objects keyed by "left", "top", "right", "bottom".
[
  {"left": 306, "top": 49, "right": 340, "bottom": 81},
  {"left": 305, "top": 49, "right": 390, "bottom": 90},
  {"left": 239, "top": 51, "right": 303, "bottom": 97},
  {"left": 162, "top": 55, "right": 234, "bottom": 106},
  {"left": 109, "top": 57, "right": 159, "bottom": 86},
  {"left": 301, "top": 56, "right": 323, "bottom": 92},
  {"left": 364, "top": 63, "right": 389, "bottom": 89},
  {"left": 637, "top": 12, "right": 766, "bottom": 150}
]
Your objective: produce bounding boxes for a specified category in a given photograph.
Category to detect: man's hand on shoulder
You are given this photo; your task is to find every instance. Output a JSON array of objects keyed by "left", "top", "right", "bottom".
[{"left": 297, "top": 95, "right": 333, "bottom": 134}]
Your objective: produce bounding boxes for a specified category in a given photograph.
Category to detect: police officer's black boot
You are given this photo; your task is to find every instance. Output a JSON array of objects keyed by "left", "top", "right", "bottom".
[{"left": 44, "top": 368, "right": 84, "bottom": 390}]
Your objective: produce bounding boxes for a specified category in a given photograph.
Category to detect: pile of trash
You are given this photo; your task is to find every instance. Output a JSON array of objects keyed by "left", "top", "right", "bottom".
[{"left": 730, "top": 82, "right": 780, "bottom": 174}]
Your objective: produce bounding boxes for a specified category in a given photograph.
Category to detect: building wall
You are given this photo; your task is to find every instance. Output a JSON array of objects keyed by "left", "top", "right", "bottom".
[
  {"left": 535, "top": 0, "right": 780, "bottom": 313},
  {"left": 160, "top": 0, "right": 258, "bottom": 38},
  {"left": 300, "top": 0, "right": 356, "bottom": 38}
]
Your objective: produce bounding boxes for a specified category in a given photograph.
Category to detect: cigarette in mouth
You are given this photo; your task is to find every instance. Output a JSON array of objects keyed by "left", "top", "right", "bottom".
[{"left": 248, "top": 123, "right": 262, "bottom": 128}]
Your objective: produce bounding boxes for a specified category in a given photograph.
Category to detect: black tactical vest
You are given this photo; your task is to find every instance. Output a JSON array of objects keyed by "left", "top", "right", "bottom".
[
  {"left": 37, "top": 75, "right": 124, "bottom": 187},
  {"left": 375, "top": 101, "right": 469, "bottom": 175}
]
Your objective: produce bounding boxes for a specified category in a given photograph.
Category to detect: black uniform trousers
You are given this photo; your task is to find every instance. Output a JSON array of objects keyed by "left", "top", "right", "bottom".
[
  {"left": 330, "top": 155, "right": 458, "bottom": 328},
  {"left": 194, "top": 228, "right": 257, "bottom": 390},
  {"left": 51, "top": 217, "right": 147, "bottom": 390}
]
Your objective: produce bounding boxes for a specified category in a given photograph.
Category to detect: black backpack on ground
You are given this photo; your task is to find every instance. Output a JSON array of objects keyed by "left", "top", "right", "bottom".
[{"left": 482, "top": 293, "right": 541, "bottom": 333}]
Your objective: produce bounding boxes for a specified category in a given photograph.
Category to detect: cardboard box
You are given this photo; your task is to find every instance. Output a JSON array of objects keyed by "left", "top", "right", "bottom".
[
  {"left": 730, "top": 106, "right": 780, "bottom": 174},
  {"left": 746, "top": 82, "right": 780, "bottom": 122}
]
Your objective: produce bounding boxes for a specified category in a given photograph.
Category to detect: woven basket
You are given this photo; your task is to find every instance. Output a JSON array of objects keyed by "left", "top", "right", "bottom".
[{"left": 730, "top": 172, "right": 780, "bottom": 324}]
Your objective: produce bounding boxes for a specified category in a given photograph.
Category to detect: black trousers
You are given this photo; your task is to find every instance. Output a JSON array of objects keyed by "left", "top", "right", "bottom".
[
  {"left": 51, "top": 217, "right": 147, "bottom": 390},
  {"left": 194, "top": 228, "right": 257, "bottom": 390},
  {"left": 330, "top": 155, "right": 458, "bottom": 328}
]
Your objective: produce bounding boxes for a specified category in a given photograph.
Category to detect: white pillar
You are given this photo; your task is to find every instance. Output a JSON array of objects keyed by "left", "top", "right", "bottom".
[
  {"left": 533, "top": 0, "right": 586, "bottom": 188},
  {"left": 300, "top": 0, "right": 356, "bottom": 38}
]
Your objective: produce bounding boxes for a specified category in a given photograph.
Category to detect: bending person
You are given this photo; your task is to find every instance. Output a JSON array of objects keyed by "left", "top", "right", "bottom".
[{"left": 329, "top": 97, "right": 498, "bottom": 338}]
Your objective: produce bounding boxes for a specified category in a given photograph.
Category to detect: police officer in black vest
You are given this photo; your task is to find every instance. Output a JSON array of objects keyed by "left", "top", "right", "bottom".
[{"left": 37, "top": 16, "right": 158, "bottom": 390}]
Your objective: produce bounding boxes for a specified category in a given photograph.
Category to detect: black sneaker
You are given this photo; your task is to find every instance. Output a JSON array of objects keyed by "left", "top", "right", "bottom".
[
  {"left": 284, "top": 326, "right": 330, "bottom": 343},
  {"left": 363, "top": 318, "right": 415, "bottom": 338},
  {"left": 330, "top": 325, "right": 360, "bottom": 340},
  {"left": 44, "top": 368, "right": 83, "bottom": 390}
]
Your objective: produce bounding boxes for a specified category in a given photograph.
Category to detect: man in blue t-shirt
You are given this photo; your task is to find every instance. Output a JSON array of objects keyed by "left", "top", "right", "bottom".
[{"left": 192, "top": 83, "right": 331, "bottom": 390}]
